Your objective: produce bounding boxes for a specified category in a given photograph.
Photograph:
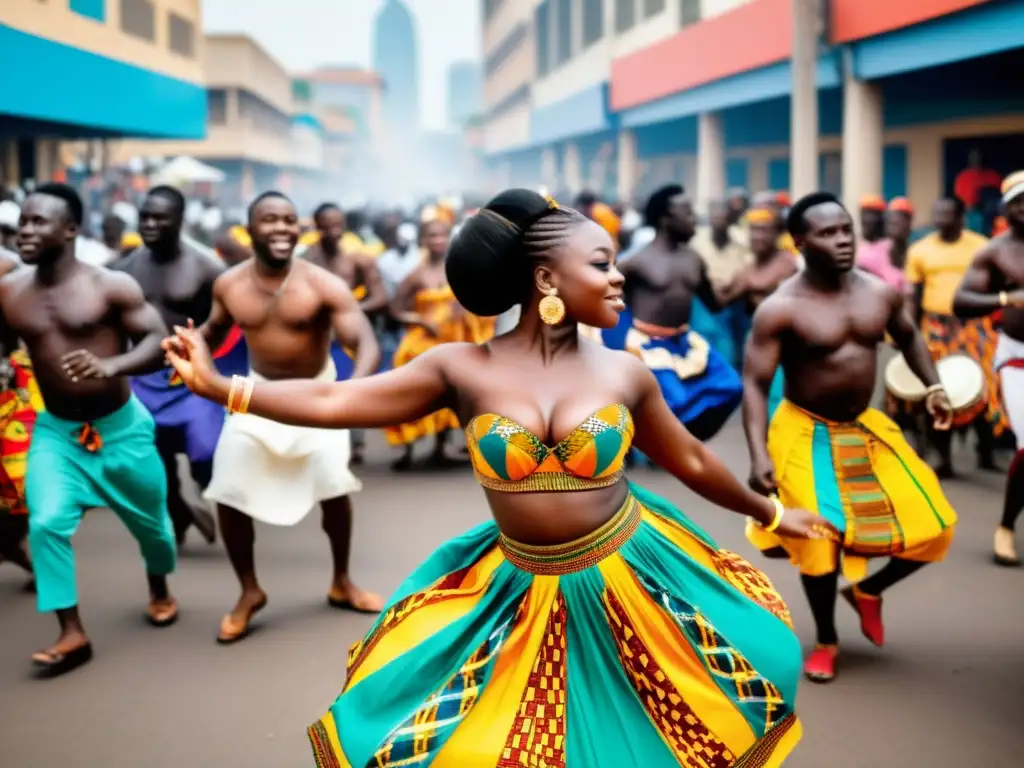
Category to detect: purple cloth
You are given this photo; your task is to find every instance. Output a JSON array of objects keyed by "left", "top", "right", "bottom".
[{"left": 132, "top": 369, "right": 226, "bottom": 463}]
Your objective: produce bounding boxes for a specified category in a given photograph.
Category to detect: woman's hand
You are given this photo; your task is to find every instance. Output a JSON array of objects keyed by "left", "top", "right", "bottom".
[
  {"left": 161, "top": 320, "right": 218, "bottom": 398},
  {"left": 773, "top": 507, "right": 839, "bottom": 541}
]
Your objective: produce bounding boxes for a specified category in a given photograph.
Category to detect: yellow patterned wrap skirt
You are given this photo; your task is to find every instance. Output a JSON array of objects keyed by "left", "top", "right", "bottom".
[
  {"left": 309, "top": 483, "right": 803, "bottom": 767},
  {"left": 747, "top": 400, "right": 957, "bottom": 582}
]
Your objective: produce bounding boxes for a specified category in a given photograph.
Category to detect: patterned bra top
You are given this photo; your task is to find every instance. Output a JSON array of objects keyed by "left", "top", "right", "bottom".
[{"left": 465, "top": 404, "right": 634, "bottom": 492}]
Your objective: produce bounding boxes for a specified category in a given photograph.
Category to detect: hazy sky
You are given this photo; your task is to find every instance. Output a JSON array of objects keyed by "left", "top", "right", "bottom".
[{"left": 203, "top": 0, "right": 481, "bottom": 130}]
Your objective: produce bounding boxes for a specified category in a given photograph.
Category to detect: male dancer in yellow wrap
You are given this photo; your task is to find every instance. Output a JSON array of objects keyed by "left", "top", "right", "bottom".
[{"left": 743, "top": 192, "right": 957, "bottom": 683}]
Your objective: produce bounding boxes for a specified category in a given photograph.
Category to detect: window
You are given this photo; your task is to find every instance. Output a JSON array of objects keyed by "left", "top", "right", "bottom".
[
  {"left": 555, "top": 0, "right": 572, "bottom": 66},
  {"left": 680, "top": 0, "right": 701, "bottom": 27},
  {"left": 643, "top": 0, "right": 666, "bottom": 17},
  {"left": 120, "top": 0, "right": 155, "bottom": 41},
  {"left": 485, "top": 22, "right": 527, "bottom": 76},
  {"left": 616, "top": 0, "right": 635, "bottom": 33},
  {"left": 168, "top": 12, "right": 195, "bottom": 57},
  {"left": 582, "top": 0, "right": 603, "bottom": 47},
  {"left": 69, "top": 0, "right": 105, "bottom": 22},
  {"left": 535, "top": 1, "right": 550, "bottom": 77},
  {"left": 207, "top": 89, "right": 228, "bottom": 126}
]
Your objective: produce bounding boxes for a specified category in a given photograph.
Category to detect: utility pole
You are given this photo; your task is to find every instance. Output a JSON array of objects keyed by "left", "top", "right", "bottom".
[{"left": 790, "top": 0, "right": 820, "bottom": 198}]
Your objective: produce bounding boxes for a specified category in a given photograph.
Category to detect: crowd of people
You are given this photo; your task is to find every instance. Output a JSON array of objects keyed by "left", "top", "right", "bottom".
[{"left": 0, "top": 170, "right": 1021, "bottom": 766}]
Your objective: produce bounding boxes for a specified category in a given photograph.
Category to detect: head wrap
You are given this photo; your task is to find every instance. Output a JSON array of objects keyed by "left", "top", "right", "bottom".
[
  {"left": 1001, "top": 171, "right": 1024, "bottom": 206},
  {"left": 121, "top": 232, "right": 143, "bottom": 249},
  {"left": 746, "top": 207, "right": 776, "bottom": 225},
  {"left": 859, "top": 194, "right": 886, "bottom": 211},
  {"left": 590, "top": 202, "right": 621, "bottom": 238},
  {"left": 229, "top": 225, "right": 252, "bottom": 247},
  {"left": 887, "top": 197, "right": 914, "bottom": 216}
]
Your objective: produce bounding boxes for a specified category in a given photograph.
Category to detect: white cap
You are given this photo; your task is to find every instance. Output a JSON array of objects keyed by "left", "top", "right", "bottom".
[{"left": 0, "top": 200, "right": 19, "bottom": 230}]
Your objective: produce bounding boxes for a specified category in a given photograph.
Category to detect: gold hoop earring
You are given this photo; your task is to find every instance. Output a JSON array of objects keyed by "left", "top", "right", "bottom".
[{"left": 538, "top": 292, "right": 566, "bottom": 325}]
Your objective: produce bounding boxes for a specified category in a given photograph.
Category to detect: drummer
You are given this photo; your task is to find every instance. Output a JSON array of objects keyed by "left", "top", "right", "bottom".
[{"left": 905, "top": 196, "right": 1002, "bottom": 476}]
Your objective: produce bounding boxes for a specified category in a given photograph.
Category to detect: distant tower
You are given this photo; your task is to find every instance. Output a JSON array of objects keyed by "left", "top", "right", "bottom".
[
  {"left": 446, "top": 60, "right": 482, "bottom": 129},
  {"left": 372, "top": 0, "right": 420, "bottom": 144}
]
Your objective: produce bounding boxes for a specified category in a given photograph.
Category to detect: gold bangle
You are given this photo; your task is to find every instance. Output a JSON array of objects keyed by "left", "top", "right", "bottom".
[
  {"left": 999, "top": 291, "right": 1009, "bottom": 307},
  {"left": 763, "top": 495, "right": 785, "bottom": 532},
  {"left": 237, "top": 377, "right": 255, "bottom": 414},
  {"left": 226, "top": 375, "right": 241, "bottom": 412}
]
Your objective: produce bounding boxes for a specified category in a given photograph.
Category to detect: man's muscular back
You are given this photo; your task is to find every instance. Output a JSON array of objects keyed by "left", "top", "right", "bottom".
[
  {"left": 214, "top": 259, "right": 354, "bottom": 380},
  {"left": 623, "top": 244, "right": 705, "bottom": 329},
  {"left": 113, "top": 245, "right": 222, "bottom": 329}
]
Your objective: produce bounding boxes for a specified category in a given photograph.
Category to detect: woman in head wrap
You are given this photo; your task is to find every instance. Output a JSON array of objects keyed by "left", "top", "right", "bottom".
[{"left": 166, "top": 188, "right": 829, "bottom": 767}]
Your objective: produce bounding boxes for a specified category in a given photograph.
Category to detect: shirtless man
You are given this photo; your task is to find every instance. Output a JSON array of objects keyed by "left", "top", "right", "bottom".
[
  {"left": 953, "top": 170, "right": 1024, "bottom": 566},
  {"left": 303, "top": 202, "right": 388, "bottom": 463},
  {"left": 113, "top": 186, "right": 223, "bottom": 545},
  {"left": 610, "top": 184, "right": 742, "bottom": 441},
  {"left": 1, "top": 183, "right": 177, "bottom": 675},
  {"left": 744, "top": 192, "right": 957, "bottom": 682},
  {"left": 199, "top": 191, "right": 383, "bottom": 643}
]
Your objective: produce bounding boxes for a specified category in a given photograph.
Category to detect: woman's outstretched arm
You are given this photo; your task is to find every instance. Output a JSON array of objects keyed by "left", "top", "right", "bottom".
[
  {"left": 166, "top": 325, "right": 458, "bottom": 429},
  {"left": 627, "top": 353, "right": 831, "bottom": 539}
]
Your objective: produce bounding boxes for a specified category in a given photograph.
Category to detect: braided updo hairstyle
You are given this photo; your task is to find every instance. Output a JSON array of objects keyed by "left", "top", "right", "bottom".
[{"left": 445, "top": 189, "right": 590, "bottom": 317}]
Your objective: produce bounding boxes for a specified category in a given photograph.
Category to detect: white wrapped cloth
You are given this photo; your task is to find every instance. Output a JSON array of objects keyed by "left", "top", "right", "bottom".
[{"left": 204, "top": 358, "right": 361, "bottom": 525}]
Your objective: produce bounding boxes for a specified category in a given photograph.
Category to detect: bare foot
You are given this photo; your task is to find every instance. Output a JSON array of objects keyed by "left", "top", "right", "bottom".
[
  {"left": 328, "top": 578, "right": 384, "bottom": 614},
  {"left": 217, "top": 589, "right": 268, "bottom": 644},
  {"left": 32, "top": 630, "right": 93, "bottom": 675}
]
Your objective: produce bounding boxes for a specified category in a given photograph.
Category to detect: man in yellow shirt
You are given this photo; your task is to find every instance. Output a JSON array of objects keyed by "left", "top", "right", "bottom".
[{"left": 905, "top": 195, "right": 1004, "bottom": 476}]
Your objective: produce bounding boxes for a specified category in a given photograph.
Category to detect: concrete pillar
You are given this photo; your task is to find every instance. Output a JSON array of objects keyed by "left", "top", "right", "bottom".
[
  {"left": 695, "top": 111, "right": 725, "bottom": 214},
  {"left": 1, "top": 141, "right": 18, "bottom": 187},
  {"left": 562, "top": 143, "right": 581, "bottom": 195},
  {"left": 790, "top": 0, "right": 819, "bottom": 199},
  {"left": 617, "top": 130, "right": 637, "bottom": 203},
  {"left": 748, "top": 152, "right": 769, "bottom": 194},
  {"left": 540, "top": 148, "right": 558, "bottom": 192},
  {"left": 841, "top": 50, "right": 883, "bottom": 215},
  {"left": 908, "top": 132, "right": 943, "bottom": 217}
]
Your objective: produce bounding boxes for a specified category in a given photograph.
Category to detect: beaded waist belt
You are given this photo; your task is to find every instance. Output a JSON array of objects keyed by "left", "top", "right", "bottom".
[
  {"left": 475, "top": 468, "right": 623, "bottom": 493},
  {"left": 498, "top": 494, "right": 641, "bottom": 576}
]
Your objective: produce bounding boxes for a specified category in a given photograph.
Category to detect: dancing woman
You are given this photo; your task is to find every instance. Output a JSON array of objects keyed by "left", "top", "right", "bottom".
[{"left": 165, "top": 190, "right": 833, "bottom": 767}]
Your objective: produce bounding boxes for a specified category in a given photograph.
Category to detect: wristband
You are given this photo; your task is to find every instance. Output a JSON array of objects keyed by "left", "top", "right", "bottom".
[
  {"left": 226, "top": 375, "right": 241, "bottom": 412},
  {"left": 763, "top": 495, "right": 785, "bottom": 532},
  {"left": 237, "top": 377, "right": 255, "bottom": 415},
  {"left": 1000, "top": 291, "right": 1009, "bottom": 307}
]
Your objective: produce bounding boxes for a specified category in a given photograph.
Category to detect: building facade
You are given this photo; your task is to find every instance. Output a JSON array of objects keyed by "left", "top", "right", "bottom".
[
  {"left": 113, "top": 33, "right": 319, "bottom": 202},
  {"left": 1, "top": 0, "right": 207, "bottom": 186},
  {"left": 483, "top": 0, "right": 1024, "bottom": 219}
]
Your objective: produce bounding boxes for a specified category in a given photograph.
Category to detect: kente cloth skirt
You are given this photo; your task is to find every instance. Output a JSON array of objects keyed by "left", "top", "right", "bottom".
[
  {"left": 0, "top": 350, "right": 44, "bottom": 516},
  {"left": 920, "top": 311, "right": 1007, "bottom": 434},
  {"left": 309, "top": 483, "right": 803, "bottom": 767},
  {"left": 746, "top": 400, "right": 957, "bottom": 582},
  {"left": 203, "top": 359, "right": 362, "bottom": 525}
]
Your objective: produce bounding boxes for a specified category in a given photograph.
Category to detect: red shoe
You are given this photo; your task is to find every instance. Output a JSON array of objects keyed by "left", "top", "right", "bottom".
[
  {"left": 804, "top": 645, "right": 838, "bottom": 683},
  {"left": 842, "top": 585, "right": 884, "bottom": 647}
]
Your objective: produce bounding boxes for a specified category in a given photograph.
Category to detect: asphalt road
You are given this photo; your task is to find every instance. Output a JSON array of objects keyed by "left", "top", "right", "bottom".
[{"left": 1, "top": 421, "right": 1021, "bottom": 767}]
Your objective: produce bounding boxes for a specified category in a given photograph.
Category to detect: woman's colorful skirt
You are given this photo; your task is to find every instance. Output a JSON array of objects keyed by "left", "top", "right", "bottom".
[
  {"left": 309, "top": 483, "right": 803, "bottom": 767},
  {"left": 0, "top": 351, "right": 44, "bottom": 516},
  {"left": 747, "top": 399, "right": 957, "bottom": 583},
  {"left": 603, "top": 309, "right": 742, "bottom": 441}
]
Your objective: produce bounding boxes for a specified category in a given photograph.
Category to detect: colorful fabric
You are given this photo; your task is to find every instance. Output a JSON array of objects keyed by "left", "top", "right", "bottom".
[
  {"left": 26, "top": 395, "right": 176, "bottom": 613},
  {"left": 603, "top": 308, "right": 742, "bottom": 436},
  {"left": 308, "top": 483, "right": 802, "bottom": 767},
  {"left": 749, "top": 399, "right": 957, "bottom": 582},
  {"left": 0, "top": 351, "right": 44, "bottom": 516},
  {"left": 384, "top": 286, "right": 495, "bottom": 446},
  {"left": 921, "top": 310, "right": 1007, "bottom": 435},
  {"left": 204, "top": 360, "right": 361, "bottom": 525},
  {"left": 465, "top": 404, "right": 633, "bottom": 493},
  {"left": 857, "top": 239, "right": 905, "bottom": 291},
  {"left": 690, "top": 298, "right": 751, "bottom": 372},
  {"left": 905, "top": 231, "right": 989, "bottom": 315}
]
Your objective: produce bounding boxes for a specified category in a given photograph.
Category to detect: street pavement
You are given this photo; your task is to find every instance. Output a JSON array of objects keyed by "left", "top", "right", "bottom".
[{"left": 1, "top": 420, "right": 1021, "bottom": 767}]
